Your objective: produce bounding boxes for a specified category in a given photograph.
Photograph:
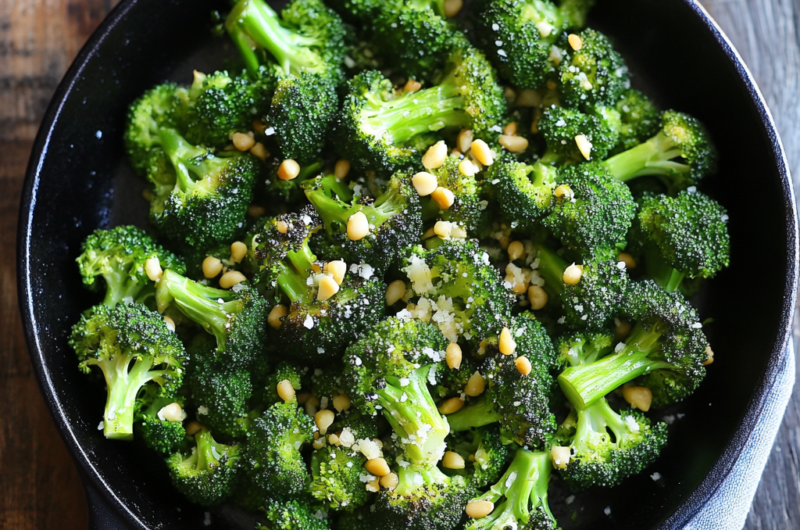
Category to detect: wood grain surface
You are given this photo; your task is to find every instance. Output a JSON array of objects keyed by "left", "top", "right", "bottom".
[{"left": 0, "top": 0, "right": 797, "bottom": 528}]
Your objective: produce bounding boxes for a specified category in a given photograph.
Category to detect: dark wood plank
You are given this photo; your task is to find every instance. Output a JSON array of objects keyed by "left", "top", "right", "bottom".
[
  {"left": 0, "top": 0, "right": 119, "bottom": 528},
  {"left": 702, "top": 0, "right": 800, "bottom": 528}
]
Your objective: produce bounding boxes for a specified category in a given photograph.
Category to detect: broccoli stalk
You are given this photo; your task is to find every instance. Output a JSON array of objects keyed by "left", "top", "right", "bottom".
[
  {"left": 603, "top": 111, "right": 717, "bottom": 191},
  {"left": 158, "top": 128, "right": 230, "bottom": 195},
  {"left": 465, "top": 450, "right": 557, "bottom": 530},
  {"left": 69, "top": 304, "right": 187, "bottom": 440},
  {"left": 446, "top": 395, "right": 501, "bottom": 432}
]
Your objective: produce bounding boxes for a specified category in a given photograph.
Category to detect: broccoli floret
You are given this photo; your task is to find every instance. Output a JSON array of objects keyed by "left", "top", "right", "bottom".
[
  {"left": 633, "top": 191, "right": 730, "bottom": 292},
  {"left": 156, "top": 269, "right": 270, "bottom": 369},
  {"left": 614, "top": 88, "right": 660, "bottom": 152},
  {"left": 444, "top": 425, "right": 511, "bottom": 489},
  {"left": 603, "top": 111, "right": 717, "bottom": 192},
  {"left": 256, "top": 360, "right": 305, "bottom": 407},
  {"left": 558, "top": 28, "right": 629, "bottom": 108},
  {"left": 344, "top": 317, "right": 451, "bottom": 465},
  {"left": 69, "top": 303, "right": 187, "bottom": 440},
  {"left": 398, "top": 240, "right": 514, "bottom": 345},
  {"left": 557, "top": 0, "right": 594, "bottom": 28},
  {"left": 76, "top": 225, "right": 185, "bottom": 308},
  {"left": 558, "top": 280, "right": 708, "bottom": 409},
  {"left": 556, "top": 331, "right": 614, "bottom": 368},
  {"left": 447, "top": 316, "right": 557, "bottom": 448},
  {"left": 226, "top": 0, "right": 345, "bottom": 163},
  {"left": 144, "top": 127, "right": 259, "bottom": 255},
  {"left": 539, "top": 105, "right": 619, "bottom": 161},
  {"left": 421, "top": 154, "right": 490, "bottom": 235},
  {"left": 243, "top": 399, "right": 315, "bottom": 498},
  {"left": 264, "top": 159, "right": 325, "bottom": 206},
  {"left": 555, "top": 398, "right": 667, "bottom": 490},
  {"left": 310, "top": 444, "right": 372, "bottom": 512},
  {"left": 135, "top": 385, "right": 188, "bottom": 456},
  {"left": 124, "top": 83, "right": 180, "bottom": 175},
  {"left": 490, "top": 156, "right": 557, "bottom": 232},
  {"left": 254, "top": 209, "right": 387, "bottom": 361},
  {"left": 258, "top": 497, "right": 331, "bottom": 530},
  {"left": 167, "top": 426, "right": 242, "bottom": 506},
  {"left": 176, "top": 70, "right": 275, "bottom": 149},
  {"left": 475, "top": 0, "right": 588, "bottom": 90},
  {"left": 337, "top": 45, "right": 506, "bottom": 172},
  {"left": 464, "top": 449, "right": 557, "bottom": 530},
  {"left": 306, "top": 172, "right": 422, "bottom": 272},
  {"left": 188, "top": 341, "right": 253, "bottom": 439},
  {"left": 542, "top": 162, "right": 636, "bottom": 257}
]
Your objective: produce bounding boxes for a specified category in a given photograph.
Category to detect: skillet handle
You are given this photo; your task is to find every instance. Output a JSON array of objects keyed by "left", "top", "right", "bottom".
[{"left": 84, "top": 480, "right": 131, "bottom": 530}]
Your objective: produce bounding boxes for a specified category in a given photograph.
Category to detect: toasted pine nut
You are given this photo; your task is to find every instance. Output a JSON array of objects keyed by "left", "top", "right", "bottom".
[
  {"left": 277, "top": 380, "right": 296, "bottom": 402},
  {"left": 438, "top": 397, "right": 465, "bottom": 415},
  {"left": 431, "top": 187, "right": 455, "bottom": 209},
  {"left": 347, "top": 211, "right": 370, "bottom": 240},
  {"left": 315, "top": 409, "right": 335, "bottom": 435},
  {"left": 386, "top": 280, "right": 407, "bottom": 306},
  {"left": 334, "top": 159, "right": 351, "bottom": 179},
  {"left": 230, "top": 241, "right": 247, "bottom": 263},
  {"left": 278, "top": 159, "right": 300, "bottom": 181},
  {"left": 232, "top": 132, "right": 255, "bottom": 151},
  {"left": 466, "top": 501, "right": 494, "bottom": 519},
  {"left": 528, "top": 285, "right": 548, "bottom": 310},
  {"left": 622, "top": 386, "right": 653, "bottom": 412},
  {"left": 412, "top": 172, "right": 439, "bottom": 196},
  {"left": 332, "top": 394, "right": 351, "bottom": 412},
  {"left": 499, "top": 327, "right": 516, "bottom": 355},
  {"left": 563, "top": 263, "right": 583, "bottom": 285},
  {"left": 470, "top": 140, "right": 494, "bottom": 166},
  {"left": 145, "top": 257, "right": 162, "bottom": 282},
  {"left": 465, "top": 371, "right": 486, "bottom": 396},
  {"left": 365, "top": 458, "right": 391, "bottom": 477},
  {"left": 202, "top": 256, "right": 223, "bottom": 279},
  {"left": 499, "top": 135, "right": 529, "bottom": 153},
  {"left": 268, "top": 305, "right": 288, "bottom": 329},
  {"left": 516, "top": 356, "right": 532, "bottom": 376},
  {"left": 422, "top": 141, "right": 448, "bottom": 170},
  {"left": 446, "top": 343, "right": 462, "bottom": 369},
  {"left": 443, "top": 451, "right": 465, "bottom": 469},
  {"left": 219, "top": 271, "right": 246, "bottom": 289}
]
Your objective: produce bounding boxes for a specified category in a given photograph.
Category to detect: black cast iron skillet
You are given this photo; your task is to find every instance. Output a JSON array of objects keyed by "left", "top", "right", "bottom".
[{"left": 17, "top": 0, "right": 799, "bottom": 528}]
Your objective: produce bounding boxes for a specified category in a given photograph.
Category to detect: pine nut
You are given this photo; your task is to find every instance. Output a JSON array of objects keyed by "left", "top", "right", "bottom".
[
  {"left": 528, "top": 285, "right": 548, "bottom": 310},
  {"left": 277, "top": 379, "right": 296, "bottom": 402},
  {"left": 163, "top": 315, "right": 176, "bottom": 332},
  {"left": 451, "top": 224, "right": 467, "bottom": 238},
  {"left": 503, "top": 122, "right": 518, "bottom": 136},
  {"left": 516, "top": 356, "right": 532, "bottom": 376},
  {"left": 499, "top": 135, "right": 529, "bottom": 153},
  {"left": 250, "top": 142, "right": 269, "bottom": 160},
  {"left": 412, "top": 172, "right": 438, "bottom": 196},
  {"left": 219, "top": 270, "right": 246, "bottom": 289},
  {"left": 422, "top": 141, "right": 448, "bottom": 169},
  {"left": 380, "top": 473, "right": 398, "bottom": 490},
  {"left": 315, "top": 409, "right": 335, "bottom": 435},
  {"left": 324, "top": 260, "right": 347, "bottom": 285},
  {"left": 185, "top": 421, "right": 203, "bottom": 436},
  {"left": 568, "top": 33, "right": 583, "bottom": 51},
  {"left": 465, "top": 371, "right": 486, "bottom": 396},
  {"left": 431, "top": 187, "right": 455, "bottom": 209},
  {"left": 332, "top": 394, "right": 351, "bottom": 412},
  {"left": 232, "top": 131, "right": 255, "bottom": 151},
  {"left": 386, "top": 280, "right": 407, "bottom": 306},
  {"left": 499, "top": 327, "right": 516, "bottom": 355},
  {"left": 366, "top": 477, "right": 380, "bottom": 492},
  {"left": 458, "top": 130, "right": 474, "bottom": 153},
  {"left": 434, "top": 221, "right": 453, "bottom": 239},
  {"left": 404, "top": 79, "right": 422, "bottom": 93},
  {"left": 365, "top": 458, "right": 391, "bottom": 477},
  {"left": 268, "top": 305, "right": 288, "bottom": 329},
  {"left": 278, "top": 159, "right": 300, "bottom": 181},
  {"left": 470, "top": 140, "right": 494, "bottom": 166},
  {"left": 443, "top": 451, "right": 465, "bottom": 469},
  {"left": 334, "top": 159, "right": 351, "bottom": 179},
  {"left": 145, "top": 257, "right": 162, "bottom": 281},
  {"left": 507, "top": 241, "right": 525, "bottom": 262},
  {"left": 459, "top": 158, "right": 479, "bottom": 177},
  {"left": 617, "top": 252, "right": 636, "bottom": 269},
  {"left": 276, "top": 220, "right": 289, "bottom": 234},
  {"left": 438, "top": 397, "right": 465, "bottom": 415},
  {"left": 252, "top": 119, "right": 267, "bottom": 134},
  {"left": 622, "top": 386, "right": 653, "bottom": 412},
  {"left": 230, "top": 241, "right": 248, "bottom": 263},
  {"left": 317, "top": 275, "right": 340, "bottom": 301},
  {"left": 575, "top": 134, "right": 592, "bottom": 160},
  {"left": 445, "top": 343, "right": 462, "bottom": 369},
  {"left": 551, "top": 446, "right": 571, "bottom": 469},
  {"left": 563, "top": 263, "right": 583, "bottom": 285},
  {"left": 158, "top": 402, "right": 185, "bottom": 422},
  {"left": 466, "top": 501, "right": 494, "bottom": 519},
  {"left": 347, "top": 211, "right": 370, "bottom": 240},
  {"left": 704, "top": 345, "right": 715, "bottom": 366}
]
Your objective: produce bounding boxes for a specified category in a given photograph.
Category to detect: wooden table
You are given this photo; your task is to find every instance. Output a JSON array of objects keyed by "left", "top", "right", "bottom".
[{"left": 0, "top": 0, "right": 798, "bottom": 528}]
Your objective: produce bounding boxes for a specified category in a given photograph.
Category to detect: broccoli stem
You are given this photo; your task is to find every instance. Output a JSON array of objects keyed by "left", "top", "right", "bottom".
[
  {"left": 446, "top": 395, "right": 502, "bottom": 432},
  {"left": 156, "top": 270, "right": 241, "bottom": 350},
  {"left": 558, "top": 322, "right": 674, "bottom": 409},
  {"left": 361, "top": 78, "right": 472, "bottom": 146},
  {"left": 101, "top": 265, "right": 150, "bottom": 307},
  {"left": 572, "top": 397, "right": 632, "bottom": 454},
  {"left": 533, "top": 244, "right": 568, "bottom": 299},
  {"left": 306, "top": 186, "right": 404, "bottom": 234},
  {"left": 394, "top": 460, "right": 450, "bottom": 496},
  {"left": 603, "top": 131, "right": 688, "bottom": 182},
  {"left": 378, "top": 366, "right": 450, "bottom": 465},
  {"left": 665, "top": 269, "right": 686, "bottom": 293},
  {"left": 96, "top": 355, "right": 161, "bottom": 440},
  {"left": 158, "top": 128, "right": 207, "bottom": 192},
  {"left": 467, "top": 450, "right": 553, "bottom": 530},
  {"left": 277, "top": 243, "right": 317, "bottom": 304},
  {"left": 227, "top": 0, "right": 319, "bottom": 76}
]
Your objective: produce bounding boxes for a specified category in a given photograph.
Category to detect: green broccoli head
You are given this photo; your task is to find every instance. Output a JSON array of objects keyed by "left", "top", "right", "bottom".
[
  {"left": 337, "top": 44, "right": 506, "bottom": 172},
  {"left": 465, "top": 449, "right": 557, "bottom": 530},
  {"left": 188, "top": 341, "right": 253, "bottom": 440},
  {"left": 543, "top": 162, "right": 636, "bottom": 257},
  {"left": 76, "top": 225, "right": 185, "bottom": 308},
  {"left": 256, "top": 361, "right": 305, "bottom": 407},
  {"left": 561, "top": 256, "right": 630, "bottom": 330},
  {"left": 557, "top": 398, "right": 668, "bottom": 490},
  {"left": 444, "top": 425, "right": 511, "bottom": 489},
  {"left": 558, "top": 28, "right": 630, "bottom": 108},
  {"left": 134, "top": 384, "right": 189, "bottom": 456},
  {"left": 310, "top": 444, "right": 372, "bottom": 512},
  {"left": 559, "top": 280, "right": 708, "bottom": 409},
  {"left": 539, "top": 105, "right": 619, "bottom": 161},
  {"left": 614, "top": 88, "right": 661, "bottom": 151},
  {"left": 475, "top": 0, "right": 571, "bottom": 90},
  {"left": 176, "top": 70, "right": 275, "bottom": 149},
  {"left": 491, "top": 156, "right": 557, "bottom": 233},
  {"left": 603, "top": 110, "right": 717, "bottom": 192},
  {"left": 264, "top": 159, "right": 326, "bottom": 207},
  {"left": 258, "top": 496, "right": 331, "bottom": 530},
  {"left": 156, "top": 269, "right": 270, "bottom": 369},
  {"left": 421, "top": 154, "right": 491, "bottom": 236},
  {"left": 69, "top": 303, "right": 187, "bottom": 440},
  {"left": 144, "top": 127, "right": 259, "bottom": 255},
  {"left": 124, "top": 83, "right": 180, "bottom": 175},
  {"left": 344, "top": 317, "right": 450, "bottom": 465},
  {"left": 636, "top": 191, "right": 730, "bottom": 289},
  {"left": 556, "top": 330, "right": 614, "bottom": 368},
  {"left": 305, "top": 172, "right": 423, "bottom": 273},
  {"left": 243, "top": 399, "right": 315, "bottom": 498},
  {"left": 167, "top": 426, "right": 242, "bottom": 506},
  {"left": 398, "top": 240, "right": 514, "bottom": 346}
]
